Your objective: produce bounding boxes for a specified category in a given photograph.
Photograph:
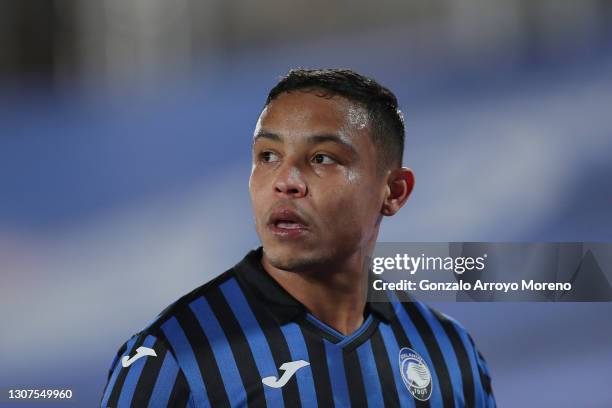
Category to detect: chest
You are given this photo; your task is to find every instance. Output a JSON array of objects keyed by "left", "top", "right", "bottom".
[{"left": 184, "top": 317, "right": 472, "bottom": 408}]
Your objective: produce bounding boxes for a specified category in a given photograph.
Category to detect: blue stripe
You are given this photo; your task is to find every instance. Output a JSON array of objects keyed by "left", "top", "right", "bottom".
[
  {"left": 305, "top": 314, "right": 344, "bottom": 340},
  {"left": 147, "top": 350, "right": 180, "bottom": 408},
  {"left": 219, "top": 278, "right": 284, "bottom": 408},
  {"left": 161, "top": 317, "right": 210, "bottom": 407},
  {"left": 414, "top": 303, "right": 464, "bottom": 407},
  {"left": 117, "top": 335, "right": 158, "bottom": 407},
  {"left": 324, "top": 340, "right": 350, "bottom": 408},
  {"left": 279, "top": 322, "right": 318, "bottom": 407},
  {"left": 356, "top": 340, "right": 385, "bottom": 407},
  {"left": 486, "top": 393, "right": 496, "bottom": 408},
  {"left": 186, "top": 393, "right": 194, "bottom": 408},
  {"left": 189, "top": 296, "right": 246, "bottom": 407},
  {"left": 304, "top": 314, "right": 376, "bottom": 348},
  {"left": 101, "top": 335, "right": 139, "bottom": 408},
  {"left": 378, "top": 323, "right": 416, "bottom": 408},
  {"left": 388, "top": 291, "right": 443, "bottom": 406}
]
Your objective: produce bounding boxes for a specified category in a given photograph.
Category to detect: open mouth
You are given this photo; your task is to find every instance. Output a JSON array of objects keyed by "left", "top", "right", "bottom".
[{"left": 267, "top": 206, "right": 309, "bottom": 236}]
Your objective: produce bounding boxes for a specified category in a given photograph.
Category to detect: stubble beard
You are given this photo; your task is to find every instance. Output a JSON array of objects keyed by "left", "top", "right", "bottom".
[{"left": 264, "top": 245, "right": 329, "bottom": 274}]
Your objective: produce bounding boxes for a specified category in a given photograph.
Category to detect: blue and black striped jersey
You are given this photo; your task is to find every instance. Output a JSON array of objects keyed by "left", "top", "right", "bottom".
[{"left": 101, "top": 247, "right": 495, "bottom": 407}]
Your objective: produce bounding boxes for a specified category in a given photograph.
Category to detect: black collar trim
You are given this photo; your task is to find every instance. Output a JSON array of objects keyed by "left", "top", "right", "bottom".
[{"left": 233, "top": 247, "right": 395, "bottom": 325}]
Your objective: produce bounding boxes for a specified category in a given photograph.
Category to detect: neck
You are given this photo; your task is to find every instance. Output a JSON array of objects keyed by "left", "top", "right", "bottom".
[{"left": 261, "top": 247, "right": 372, "bottom": 336}]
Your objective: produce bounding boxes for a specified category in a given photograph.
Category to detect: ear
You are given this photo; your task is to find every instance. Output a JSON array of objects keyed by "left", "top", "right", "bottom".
[{"left": 381, "top": 167, "right": 415, "bottom": 216}]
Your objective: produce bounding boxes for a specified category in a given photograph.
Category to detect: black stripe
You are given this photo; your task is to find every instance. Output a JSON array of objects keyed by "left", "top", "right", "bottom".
[
  {"left": 475, "top": 350, "right": 493, "bottom": 396},
  {"left": 401, "top": 302, "right": 455, "bottom": 408},
  {"left": 371, "top": 330, "right": 401, "bottom": 408},
  {"left": 106, "top": 334, "right": 147, "bottom": 407},
  {"left": 389, "top": 314, "right": 430, "bottom": 408},
  {"left": 206, "top": 287, "right": 266, "bottom": 408},
  {"left": 343, "top": 349, "right": 368, "bottom": 407},
  {"left": 300, "top": 326, "right": 335, "bottom": 408},
  {"left": 432, "top": 310, "right": 475, "bottom": 408},
  {"left": 168, "top": 368, "right": 190, "bottom": 407},
  {"left": 175, "top": 302, "right": 231, "bottom": 407},
  {"left": 131, "top": 338, "right": 169, "bottom": 407},
  {"left": 479, "top": 364, "right": 492, "bottom": 395},
  {"left": 466, "top": 335, "right": 493, "bottom": 397},
  {"left": 238, "top": 281, "right": 302, "bottom": 408}
]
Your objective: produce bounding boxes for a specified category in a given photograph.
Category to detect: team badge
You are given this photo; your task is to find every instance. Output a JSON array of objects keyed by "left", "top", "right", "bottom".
[{"left": 399, "top": 347, "right": 433, "bottom": 401}]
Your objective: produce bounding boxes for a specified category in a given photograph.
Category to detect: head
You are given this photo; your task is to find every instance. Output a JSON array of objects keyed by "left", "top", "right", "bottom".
[{"left": 249, "top": 68, "right": 414, "bottom": 272}]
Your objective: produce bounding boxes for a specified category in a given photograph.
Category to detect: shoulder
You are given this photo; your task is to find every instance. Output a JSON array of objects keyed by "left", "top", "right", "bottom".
[
  {"left": 138, "top": 266, "right": 237, "bottom": 344},
  {"left": 104, "top": 264, "right": 236, "bottom": 373},
  {"left": 421, "top": 303, "right": 473, "bottom": 339},
  {"left": 392, "top": 293, "right": 481, "bottom": 352},
  {"left": 101, "top": 327, "right": 193, "bottom": 407},
  {"left": 101, "top": 268, "right": 238, "bottom": 407},
  {"left": 388, "top": 289, "right": 474, "bottom": 337}
]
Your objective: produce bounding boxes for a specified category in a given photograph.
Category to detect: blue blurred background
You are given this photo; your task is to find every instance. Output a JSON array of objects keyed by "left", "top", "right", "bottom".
[{"left": 1, "top": 1, "right": 611, "bottom": 406}]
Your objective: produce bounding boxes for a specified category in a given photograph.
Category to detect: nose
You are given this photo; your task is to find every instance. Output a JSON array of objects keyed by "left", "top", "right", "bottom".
[{"left": 274, "top": 163, "right": 308, "bottom": 198}]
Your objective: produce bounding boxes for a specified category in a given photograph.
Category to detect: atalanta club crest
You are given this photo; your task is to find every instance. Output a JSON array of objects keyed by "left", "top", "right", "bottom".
[{"left": 399, "top": 347, "right": 433, "bottom": 401}]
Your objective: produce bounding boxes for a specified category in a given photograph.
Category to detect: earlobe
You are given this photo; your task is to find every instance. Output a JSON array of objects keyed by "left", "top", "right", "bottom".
[{"left": 381, "top": 204, "right": 394, "bottom": 216}]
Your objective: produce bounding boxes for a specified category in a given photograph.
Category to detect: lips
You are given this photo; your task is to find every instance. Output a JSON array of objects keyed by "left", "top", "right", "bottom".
[
  {"left": 268, "top": 206, "right": 308, "bottom": 229},
  {"left": 267, "top": 206, "right": 310, "bottom": 237}
]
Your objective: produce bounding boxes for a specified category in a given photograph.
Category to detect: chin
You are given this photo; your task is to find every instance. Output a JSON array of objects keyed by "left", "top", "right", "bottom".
[{"left": 263, "top": 243, "right": 324, "bottom": 273}]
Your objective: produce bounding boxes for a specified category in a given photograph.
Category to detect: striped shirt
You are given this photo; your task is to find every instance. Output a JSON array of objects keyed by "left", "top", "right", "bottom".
[{"left": 101, "top": 247, "right": 496, "bottom": 407}]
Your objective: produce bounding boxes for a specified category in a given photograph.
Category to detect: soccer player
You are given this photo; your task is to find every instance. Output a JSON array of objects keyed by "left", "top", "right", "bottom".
[{"left": 101, "top": 69, "right": 496, "bottom": 407}]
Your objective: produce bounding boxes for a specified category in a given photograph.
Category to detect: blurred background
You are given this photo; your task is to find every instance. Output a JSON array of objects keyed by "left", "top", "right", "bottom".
[{"left": 1, "top": 0, "right": 611, "bottom": 406}]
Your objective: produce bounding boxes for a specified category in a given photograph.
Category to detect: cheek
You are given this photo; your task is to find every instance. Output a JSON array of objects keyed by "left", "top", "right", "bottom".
[
  {"left": 317, "top": 184, "right": 367, "bottom": 226},
  {"left": 324, "top": 179, "right": 381, "bottom": 226},
  {"left": 249, "top": 179, "right": 267, "bottom": 219},
  {"left": 251, "top": 191, "right": 265, "bottom": 213}
]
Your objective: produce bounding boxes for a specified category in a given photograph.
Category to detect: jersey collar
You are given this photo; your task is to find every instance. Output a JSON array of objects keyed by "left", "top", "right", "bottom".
[{"left": 233, "top": 247, "right": 395, "bottom": 325}]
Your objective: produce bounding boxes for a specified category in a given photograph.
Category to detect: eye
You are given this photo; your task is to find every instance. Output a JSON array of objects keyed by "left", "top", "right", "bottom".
[
  {"left": 312, "top": 153, "right": 336, "bottom": 164},
  {"left": 260, "top": 151, "right": 280, "bottom": 163}
]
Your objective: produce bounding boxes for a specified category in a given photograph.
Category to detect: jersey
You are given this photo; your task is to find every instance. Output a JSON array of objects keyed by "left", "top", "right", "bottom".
[{"left": 101, "top": 247, "right": 496, "bottom": 407}]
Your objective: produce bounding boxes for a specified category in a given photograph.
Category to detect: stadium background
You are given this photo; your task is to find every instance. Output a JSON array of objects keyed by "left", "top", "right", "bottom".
[{"left": 1, "top": 1, "right": 611, "bottom": 406}]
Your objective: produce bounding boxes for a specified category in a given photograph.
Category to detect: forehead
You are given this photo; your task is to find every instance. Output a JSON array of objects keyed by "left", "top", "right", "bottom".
[{"left": 255, "top": 91, "right": 370, "bottom": 140}]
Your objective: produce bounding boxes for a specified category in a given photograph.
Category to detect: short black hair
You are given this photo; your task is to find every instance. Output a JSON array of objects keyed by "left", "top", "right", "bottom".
[{"left": 265, "top": 68, "right": 405, "bottom": 170}]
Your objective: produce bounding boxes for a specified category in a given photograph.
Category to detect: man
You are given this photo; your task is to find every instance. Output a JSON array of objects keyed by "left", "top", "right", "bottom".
[{"left": 101, "top": 69, "right": 496, "bottom": 407}]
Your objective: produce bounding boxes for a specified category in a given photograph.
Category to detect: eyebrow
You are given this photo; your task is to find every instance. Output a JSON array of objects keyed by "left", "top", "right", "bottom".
[
  {"left": 252, "top": 131, "right": 281, "bottom": 144},
  {"left": 253, "top": 131, "right": 358, "bottom": 156}
]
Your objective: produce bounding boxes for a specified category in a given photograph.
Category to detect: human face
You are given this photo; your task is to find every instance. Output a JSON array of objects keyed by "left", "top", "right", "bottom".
[{"left": 249, "top": 90, "right": 387, "bottom": 272}]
